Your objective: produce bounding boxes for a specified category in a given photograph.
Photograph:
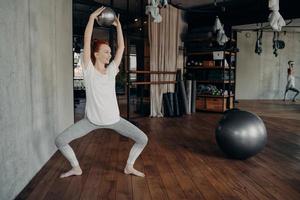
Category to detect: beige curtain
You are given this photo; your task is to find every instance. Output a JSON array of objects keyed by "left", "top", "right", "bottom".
[{"left": 149, "top": 5, "right": 186, "bottom": 117}]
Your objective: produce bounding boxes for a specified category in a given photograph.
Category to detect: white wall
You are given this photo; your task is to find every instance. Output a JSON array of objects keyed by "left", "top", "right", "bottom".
[
  {"left": 236, "top": 31, "right": 300, "bottom": 99},
  {"left": 0, "top": 0, "right": 73, "bottom": 199}
]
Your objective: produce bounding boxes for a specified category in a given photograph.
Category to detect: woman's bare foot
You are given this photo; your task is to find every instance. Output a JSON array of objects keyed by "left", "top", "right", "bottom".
[
  {"left": 124, "top": 164, "right": 145, "bottom": 177},
  {"left": 60, "top": 166, "right": 82, "bottom": 178}
]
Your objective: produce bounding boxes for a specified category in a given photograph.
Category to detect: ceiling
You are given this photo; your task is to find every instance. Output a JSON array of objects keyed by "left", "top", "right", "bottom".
[
  {"left": 73, "top": 0, "right": 148, "bottom": 36},
  {"left": 73, "top": 0, "right": 300, "bottom": 36},
  {"left": 73, "top": 0, "right": 231, "bottom": 36},
  {"left": 186, "top": 0, "right": 300, "bottom": 29},
  {"left": 170, "top": 0, "right": 224, "bottom": 8}
]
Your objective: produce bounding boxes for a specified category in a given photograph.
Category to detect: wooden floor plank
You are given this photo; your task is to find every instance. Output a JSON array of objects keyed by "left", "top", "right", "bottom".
[
  {"left": 61, "top": 132, "right": 99, "bottom": 200},
  {"left": 142, "top": 150, "right": 169, "bottom": 200},
  {"left": 131, "top": 136, "right": 152, "bottom": 200},
  {"left": 162, "top": 144, "right": 206, "bottom": 200},
  {"left": 27, "top": 134, "right": 89, "bottom": 200},
  {"left": 116, "top": 139, "right": 133, "bottom": 200},
  {"left": 16, "top": 100, "right": 300, "bottom": 200},
  {"left": 158, "top": 118, "right": 238, "bottom": 200},
  {"left": 41, "top": 130, "right": 84, "bottom": 200},
  {"left": 96, "top": 131, "right": 119, "bottom": 200},
  {"left": 15, "top": 150, "right": 67, "bottom": 200},
  {"left": 146, "top": 122, "right": 188, "bottom": 200},
  {"left": 79, "top": 131, "right": 107, "bottom": 200}
]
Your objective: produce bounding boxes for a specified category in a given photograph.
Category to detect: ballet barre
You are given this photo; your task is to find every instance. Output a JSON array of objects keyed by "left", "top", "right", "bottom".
[
  {"left": 126, "top": 70, "right": 177, "bottom": 120},
  {"left": 128, "top": 81, "right": 176, "bottom": 85},
  {"left": 128, "top": 70, "right": 177, "bottom": 74}
]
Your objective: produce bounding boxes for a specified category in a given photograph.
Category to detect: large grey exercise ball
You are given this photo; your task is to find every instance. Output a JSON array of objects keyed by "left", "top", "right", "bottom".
[
  {"left": 96, "top": 7, "right": 116, "bottom": 26},
  {"left": 215, "top": 110, "right": 267, "bottom": 159}
]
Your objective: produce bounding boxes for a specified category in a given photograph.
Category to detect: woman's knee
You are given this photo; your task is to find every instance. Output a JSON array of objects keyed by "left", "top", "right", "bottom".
[
  {"left": 139, "top": 133, "right": 148, "bottom": 146},
  {"left": 55, "top": 135, "right": 66, "bottom": 149}
]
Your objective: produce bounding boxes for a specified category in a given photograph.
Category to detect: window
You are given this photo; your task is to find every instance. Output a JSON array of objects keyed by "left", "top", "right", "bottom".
[{"left": 129, "top": 45, "right": 137, "bottom": 81}]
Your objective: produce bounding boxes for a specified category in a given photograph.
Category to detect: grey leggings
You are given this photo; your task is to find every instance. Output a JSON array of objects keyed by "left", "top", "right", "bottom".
[
  {"left": 284, "top": 87, "right": 299, "bottom": 100},
  {"left": 55, "top": 117, "right": 148, "bottom": 167}
]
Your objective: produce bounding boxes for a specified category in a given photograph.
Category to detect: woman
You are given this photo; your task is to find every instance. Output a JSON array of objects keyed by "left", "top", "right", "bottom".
[
  {"left": 55, "top": 7, "right": 148, "bottom": 178},
  {"left": 284, "top": 60, "right": 299, "bottom": 102}
]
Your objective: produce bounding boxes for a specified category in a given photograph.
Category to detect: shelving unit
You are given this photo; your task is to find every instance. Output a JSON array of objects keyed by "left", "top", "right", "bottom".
[{"left": 184, "top": 38, "right": 237, "bottom": 112}]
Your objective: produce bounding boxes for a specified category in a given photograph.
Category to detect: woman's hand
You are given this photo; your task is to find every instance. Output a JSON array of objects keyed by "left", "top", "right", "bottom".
[
  {"left": 90, "top": 6, "right": 106, "bottom": 20},
  {"left": 112, "top": 14, "right": 121, "bottom": 27}
]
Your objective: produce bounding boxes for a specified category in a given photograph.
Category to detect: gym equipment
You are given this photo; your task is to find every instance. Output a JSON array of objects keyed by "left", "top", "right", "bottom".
[
  {"left": 186, "top": 80, "right": 192, "bottom": 114},
  {"left": 162, "top": 92, "right": 181, "bottom": 117},
  {"left": 191, "top": 80, "right": 197, "bottom": 113},
  {"left": 215, "top": 110, "right": 267, "bottom": 159},
  {"left": 175, "top": 70, "right": 184, "bottom": 116},
  {"left": 179, "top": 80, "right": 189, "bottom": 114},
  {"left": 163, "top": 92, "right": 174, "bottom": 117},
  {"left": 273, "top": 32, "right": 285, "bottom": 57},
  {"left": 173, "top": 93, "right": 180, "bottom": 117},
  {"left": 96, "top": 7, "right": 116, "bottom": 26},
  {"left": 255, "top": 30, "right": 263, "bottom": 55},
  {"left": 223, "top": 108, "right": 240, "bottom": 115},
  {"left": 126, "top": 70, "right": 177, "bottom": 120}
]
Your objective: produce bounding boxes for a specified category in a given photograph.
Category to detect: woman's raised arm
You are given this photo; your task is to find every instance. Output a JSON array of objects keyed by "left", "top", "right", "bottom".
[
  {"left": 112, "top": 15, "right": 125, "bottom": 67},
  {"left": 82, "top": 7, "right": 106, "bottom": 68}
]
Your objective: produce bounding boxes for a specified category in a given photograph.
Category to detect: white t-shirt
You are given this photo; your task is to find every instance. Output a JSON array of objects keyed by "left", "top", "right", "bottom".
[
  {"left": 81, "top": 58, "right": 120, "bottom": 125},
  {"left": 287, "top": 75, "right": 296, "bottom": 88}
]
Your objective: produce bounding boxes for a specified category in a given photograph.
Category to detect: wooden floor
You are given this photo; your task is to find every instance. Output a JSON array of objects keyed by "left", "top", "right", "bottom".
[{"left": 16, "top": 100, "right": 300, "bottom": 200}]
